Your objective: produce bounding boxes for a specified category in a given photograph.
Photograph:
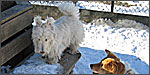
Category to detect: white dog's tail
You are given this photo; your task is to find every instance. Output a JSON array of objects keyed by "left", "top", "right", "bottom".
[{"left": 58, "top": 2, "right": 80, "bottom": 19}]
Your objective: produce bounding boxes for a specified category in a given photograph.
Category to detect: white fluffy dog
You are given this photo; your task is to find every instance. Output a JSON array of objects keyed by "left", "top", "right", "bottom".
[{"left": 32, "top": 2, "right": 84, "bottom": 64}]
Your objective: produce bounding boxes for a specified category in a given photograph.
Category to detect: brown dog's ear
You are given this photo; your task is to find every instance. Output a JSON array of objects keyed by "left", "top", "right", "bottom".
[{"left": 105, "top": 49, "right": 120, "bottom": 61}]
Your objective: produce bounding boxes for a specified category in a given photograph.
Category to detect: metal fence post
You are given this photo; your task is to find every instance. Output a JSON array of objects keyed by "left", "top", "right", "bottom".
[
  {"left": 73, "top": 1, "right": 77, "bottom": 6},
  {"left": 111, "top": 1, "right": 114, "bottom": 13}
]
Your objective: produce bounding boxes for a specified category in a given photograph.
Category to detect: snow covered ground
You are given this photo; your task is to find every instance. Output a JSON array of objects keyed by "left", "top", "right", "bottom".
[
  {"left": 80, "top": 19, "right": 149, "bottom": 65},
  {"left": 114, "top": 4, "right": 149, "bottom": 16},
  {"left": 29, "top": 1, "right": 149, "bottom": 16},
  {"left": 78, "top": 1, "right": 149, "bottom": 16},
  {"left": 76, "top": 1, "right": 149, "bottom": 16},
  {"left": 76, "top": 1, "right": 111, "bottom": 12},
  {"left": 73, "top": 19, "right": 149, "bottom": 74},
  {"left": 114, "top": 1, "right": 149, "bottom": 16},
  {"left": 12, "top": 54, "right": 64, "bottom": 74}
]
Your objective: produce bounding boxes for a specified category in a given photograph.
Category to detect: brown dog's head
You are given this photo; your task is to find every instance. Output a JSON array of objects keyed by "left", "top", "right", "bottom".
[{"left": 90, "top": 49, "right": 125, "bottom": 74}]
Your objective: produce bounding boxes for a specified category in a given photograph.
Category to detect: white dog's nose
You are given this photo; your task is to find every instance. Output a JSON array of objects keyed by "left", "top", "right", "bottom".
[{"left": 40, "top": 51, "right": 45, "bottom": 54}]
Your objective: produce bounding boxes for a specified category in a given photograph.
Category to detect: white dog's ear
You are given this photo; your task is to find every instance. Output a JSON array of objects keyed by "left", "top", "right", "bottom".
[
  {"left": 46, "top": 16, "right": 55, "bottom": 26},
  {"left": 32, "top": 16, "right": 42, "bottom": 26}
]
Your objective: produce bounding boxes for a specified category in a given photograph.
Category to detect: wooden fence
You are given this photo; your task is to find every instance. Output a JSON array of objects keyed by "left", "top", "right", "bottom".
[{"left": 1, "top": 1, "right": 33, "bottom": 70}]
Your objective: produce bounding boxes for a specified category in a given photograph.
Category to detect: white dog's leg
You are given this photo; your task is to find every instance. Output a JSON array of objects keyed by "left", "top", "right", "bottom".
[
  {"left": 46, "top": 56, "right": 59, "bottom": 64},
  {"left": 68, "top": 43, "right": 80, "bottom": 54}
]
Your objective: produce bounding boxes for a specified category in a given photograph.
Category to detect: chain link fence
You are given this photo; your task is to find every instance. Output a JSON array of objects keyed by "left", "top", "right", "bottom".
[{"left": 29, "top": 1, "right": 149, "bottom": 16}]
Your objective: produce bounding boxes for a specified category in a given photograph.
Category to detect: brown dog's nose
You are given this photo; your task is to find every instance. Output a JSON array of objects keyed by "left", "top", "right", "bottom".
[{"left": 90, "top": 64, "right": 93, "bottom": 68}]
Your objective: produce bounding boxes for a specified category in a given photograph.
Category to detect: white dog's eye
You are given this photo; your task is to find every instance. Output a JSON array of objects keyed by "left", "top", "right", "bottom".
[
  {"left": 38, "top": 39, "right": 40, "bottom": 41},
  {"left": 45, "top": 39, "right": 47, "bottom": 41}
]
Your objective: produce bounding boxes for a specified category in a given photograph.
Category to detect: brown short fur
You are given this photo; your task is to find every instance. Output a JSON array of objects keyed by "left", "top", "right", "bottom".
[{"left": 90, "top": 49, "right": 125, "bottom": 74}]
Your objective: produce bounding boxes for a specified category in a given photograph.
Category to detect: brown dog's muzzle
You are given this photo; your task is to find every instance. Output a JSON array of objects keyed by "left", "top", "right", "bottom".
[
  {"left": 90, "top": 64, "right": 101, "bottom": 74},
  {"left": 90, "top": 64, "right": 93, "bottom": 68}
]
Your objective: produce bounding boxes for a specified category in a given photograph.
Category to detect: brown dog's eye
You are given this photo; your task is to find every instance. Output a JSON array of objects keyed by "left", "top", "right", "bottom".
[
  {"left": 115, "top": 61, "right": 118, "bottom": 64},
  {"left": 101, "top": 64, "right": 103, "bottom": 67}
]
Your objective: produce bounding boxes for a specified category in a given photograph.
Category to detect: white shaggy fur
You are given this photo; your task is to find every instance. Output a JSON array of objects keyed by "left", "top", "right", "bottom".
[{"left": 32, "top": 2, "right": 84, "bottom": 64}]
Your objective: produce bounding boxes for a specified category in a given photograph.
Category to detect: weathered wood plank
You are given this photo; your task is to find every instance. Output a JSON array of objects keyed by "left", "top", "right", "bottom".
[
  {"left": 1, "top": 10, "right": 33, "bottom": 43},
  {"left": 7, "top": 45, "right": 34, "bottom": 73},
  {"left": 60, "top": 51, "right": 81, "bottom": 74},
  {"left": 1, "top": 5, "right": 33, "bottom": 24},
  {"left": 1, "top": 28, "right": 32, "bottom": 65},
  {"left": 1, "top": 1, "right": 16, "bottom": 12},
  {"left": 16, "top": 1, "right": 31, "bottom": 5}
]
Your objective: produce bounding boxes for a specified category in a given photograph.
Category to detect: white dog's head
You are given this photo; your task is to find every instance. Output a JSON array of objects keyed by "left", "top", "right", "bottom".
[{"left": 32, "top": 16, "right": 56, "bottom": 56}]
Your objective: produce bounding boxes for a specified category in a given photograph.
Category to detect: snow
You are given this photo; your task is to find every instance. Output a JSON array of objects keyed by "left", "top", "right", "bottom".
[
  {"left": 114, "top": 5, "right": 149, "bottom": 16},
  {"left": 29, "top": 1, "right": 72, "bottom": 6},
  {"left": 12, "top": 53, "right": 64, "bottom": 74},
  {"left": 29, "top": 1, "right": 149, "bottom": 16},
  {"left": 80, "top": 19, "right": 149, "bottom": 65},
  {"left": 91, "top": 18, "right": 149, "bottom": 30},
  {"left": 77, "top": 1, "right": 149, "bottom": 16},
  {"left": 1, "top": 65, "right": 11, "bottom": 74},
  {"left": 76, "top": 1, "right": 111, "bottom": 12}
]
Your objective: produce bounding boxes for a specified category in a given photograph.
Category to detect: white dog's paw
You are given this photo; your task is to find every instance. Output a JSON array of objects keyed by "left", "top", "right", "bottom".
[
  {"left": 66, "top": 49, "right": 80, "bottom": 55},
  {"left": 46, "top": 61, "right": 56, "bottom": 64},
  {"left": 46, "top": 57, "right": 58, "bottom": 64}
]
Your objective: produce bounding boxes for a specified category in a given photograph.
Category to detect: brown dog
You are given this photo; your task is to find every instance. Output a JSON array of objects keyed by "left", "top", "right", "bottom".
[{"left": 90, "top": 49, "right": 126, "bottom": 74}]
